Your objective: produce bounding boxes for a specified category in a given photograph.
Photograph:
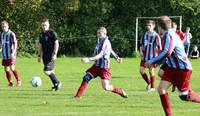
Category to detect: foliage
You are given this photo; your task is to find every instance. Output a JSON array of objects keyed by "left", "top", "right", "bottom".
[{"left": 0, "top": 0, "right": 200, "bottom": 56}]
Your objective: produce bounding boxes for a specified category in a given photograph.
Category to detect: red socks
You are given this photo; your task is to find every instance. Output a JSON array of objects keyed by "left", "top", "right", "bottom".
[
  {"left": 142, "top": 73, "right": 150, "bottom": 85},
  {"left": 160, "top": 93, "right": 172, "bottom": 116},
  {"left": 13, "top": 69, "right": 20, "bottom": 81},
  {"left": 150, "top": 76, "right": 155, "bottom": 88},
  {"left": 6, "top": 71, "right": 12, "bottom": 84},
  {"left": 76, "top": 81, "right": 88, "bottom": 97}
]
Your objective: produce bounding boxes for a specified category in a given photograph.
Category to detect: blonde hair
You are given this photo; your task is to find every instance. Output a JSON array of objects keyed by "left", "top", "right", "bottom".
[{"left": 98, "top": 27, "right": 107, "bottom": 34}]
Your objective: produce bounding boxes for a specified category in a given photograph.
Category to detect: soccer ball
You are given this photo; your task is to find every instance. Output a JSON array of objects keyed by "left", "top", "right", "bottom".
[{"left": 31, "top": 76, "right": 42, "bottom": 87}]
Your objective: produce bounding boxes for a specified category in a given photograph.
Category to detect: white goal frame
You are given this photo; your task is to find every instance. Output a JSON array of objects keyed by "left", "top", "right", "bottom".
[{"left": 135, "top": 16, "right": 182, "bottom": 52}]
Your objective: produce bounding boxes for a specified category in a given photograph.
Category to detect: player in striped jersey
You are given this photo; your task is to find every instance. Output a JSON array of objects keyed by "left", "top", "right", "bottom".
[
  {"left": 158, "top": 22, "right": 185, "bottom": 92},
  {"left": 146, "top": 16, "right": 200, "bottom": 116},
  {"left": 75, "top": 27, "right": 127, "bottom": 98},
  {"left": 0, "top": 20, "right": 21, "bottom": 87},
  {"left": 139, "top": 20, "right": 161, "bottom": 92}
]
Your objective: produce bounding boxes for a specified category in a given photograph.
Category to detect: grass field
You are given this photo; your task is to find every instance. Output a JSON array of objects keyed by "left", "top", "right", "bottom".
[{"left": 0, "top": 57, "right": 199, "bottom": 116}]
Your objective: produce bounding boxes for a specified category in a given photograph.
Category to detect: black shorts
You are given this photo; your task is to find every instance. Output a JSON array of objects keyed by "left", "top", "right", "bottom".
[
  {"left": 44, "top": 61, "right": 54, "bottom": 71},
  {"left": 42, "top": 55, "right": 54, "bottom": 71},
  {"left": 160, "top": 62, "right": 168, "bottom": 70}
]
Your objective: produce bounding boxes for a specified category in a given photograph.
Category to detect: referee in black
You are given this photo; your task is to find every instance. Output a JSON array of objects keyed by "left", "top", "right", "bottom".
[{"left": 37, "top": 18, "right": 61, "bottom": 91}]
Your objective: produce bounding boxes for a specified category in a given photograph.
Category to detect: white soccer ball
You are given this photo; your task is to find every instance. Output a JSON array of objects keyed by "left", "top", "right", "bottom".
[{"left": 31, "top": 76, "right": 42, "bottom": 87}]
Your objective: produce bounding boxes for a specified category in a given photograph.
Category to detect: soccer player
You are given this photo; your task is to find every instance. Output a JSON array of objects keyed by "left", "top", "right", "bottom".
[
  {"left": 37, "top": 18, "right": 61, "bottom": 91},
  {"left": 0, "top": 20, "right": 21, "bottom": 87},
  {"left": 190, "top": 45, "right": 199, "bottom": 59},
  {"left": 184, "top": 27, "right": 192, "bottom": 57},
  {"left": 171, "top": 22, "right": 185, "bottom": 41},
  {"left": 139, "top": 20, "right": 161, "bottom": 92},
  {"left": 74, "top": 27, "right": 127, "bottom": 98},
  {"left": 146, "top": 16, "right": 200, "bottom": 116},
  {"left": 158, "top": 22, "right": 185, "bottom": 92}
]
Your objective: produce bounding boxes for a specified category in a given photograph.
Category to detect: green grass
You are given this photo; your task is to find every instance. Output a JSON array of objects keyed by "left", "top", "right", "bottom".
[{"left": 0, "top": 57, "right": 200, "bottom": 116}]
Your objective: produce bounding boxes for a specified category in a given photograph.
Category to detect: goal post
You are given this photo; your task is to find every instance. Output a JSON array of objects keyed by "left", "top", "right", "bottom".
[{"left": 135, "top": 16, "right": 182, "bottom": 52}]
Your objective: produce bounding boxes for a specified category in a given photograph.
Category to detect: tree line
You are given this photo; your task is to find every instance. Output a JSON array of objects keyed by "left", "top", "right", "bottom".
[{"left": 0, "top": 0, "right": 200, "bottom": 57}]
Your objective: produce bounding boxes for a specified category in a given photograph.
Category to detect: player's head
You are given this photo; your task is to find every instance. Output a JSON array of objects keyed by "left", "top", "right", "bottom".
[
  {"left": 157, "top": 16, "right": 172, "bottom": 34},
  {"left": 186, "top": 27, "right": 190, "bottom": 32},
  {"left": 172, "top": 22, "right": 177, "bottom": 32},
  {"left": 97, "top": 27, "right": 107, "bottom": 38},
  {"left": 41, "top": 18, "right": 50, "bottom": 31},
  {"left": 193, "top": 45, "right": 198, "bottom": 51},
  {"left": 1, "top": 20, "right": 9, "bottom": 32},
  {"left": 146, "top": 20, "right": 155, "bottom": 32}
]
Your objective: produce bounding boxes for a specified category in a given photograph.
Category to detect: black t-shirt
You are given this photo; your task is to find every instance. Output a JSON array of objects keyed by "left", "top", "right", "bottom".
[
  {"left": 39, "top": 29, "right": 58, "bottom": 61},
  {"left": 191, "top": 51, "right": 198, "bottom": 56}
]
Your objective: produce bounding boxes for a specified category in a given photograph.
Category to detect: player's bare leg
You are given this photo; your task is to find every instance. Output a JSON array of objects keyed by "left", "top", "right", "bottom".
[
  {"left": 101, "top": 80, "right": 127, "bottom": 98},
  {"left": 149, "top": 67, "right": 155, "bottom": 92},
  {"left": 158, "top": 68, "right": 175, "bottom": 92},
  {"left": 158, "top": 68, "right": 164, "bottom": 78}
]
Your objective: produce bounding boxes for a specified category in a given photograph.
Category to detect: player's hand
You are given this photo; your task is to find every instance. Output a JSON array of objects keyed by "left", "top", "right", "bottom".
[
  {"left": 81, "top": 57, "right": 89, "bottom": 63},
  {"left": 11, "top": 53, "right": 15, "bottom": 60},
  {"left": 117, "top": 58, "right": 123, "bottom": 64},
  {"left": 145, "top": 60, "right": 150, "bottom": 67}
]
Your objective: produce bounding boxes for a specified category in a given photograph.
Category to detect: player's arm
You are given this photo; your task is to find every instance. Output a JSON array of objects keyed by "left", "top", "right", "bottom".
[
  {"left": 38, "top": 34, "right": 43, "bottom": 62},
  {"left": 190, "top": 33, "right": 192, "bottom": 39},
  {"left": 149, "top": 34, "right": 174, "bottom": 65},
  {"left": 139, "top": 35, "right": 144, "bottom": 58},
  {"left": 89, "top": 42, "right": 107, "bottom": 61},
  {"left": 11, "top": 32, "right": 17, "bottom": 58},
  {"left": 156, "top": 35, "right": 162, "bottom": 52},
  {"left": 82, "top": 41, "right": 107, "bottom": 63},
  {"left": 52, "top": 31, "right": 59, "bottom": 62},
  {"left": 111, "top": 49, "right": 122, "bottom": 63},
  {"left": 52, "top": 40, "right": 59, "bottom": 61}
]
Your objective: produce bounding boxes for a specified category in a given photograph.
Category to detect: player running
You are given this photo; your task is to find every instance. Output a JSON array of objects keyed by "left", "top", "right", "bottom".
[
  {"left": 75, "top": 27, "right": 127, "bottom": 98},
  {"left": 37, "top": 18, "right": 61, "bottom": 91},
  {"left": 146, "top": 16, "right": 200, "bottom": 116},
  {"left": 0, "top": 20, "right": 21, "bottom": 87},
  {"left": 139, "top": 20, "right": 161, "bottom": 92},
  {"left": 158, "top": 22, "right": 185, "bottom": 92}
]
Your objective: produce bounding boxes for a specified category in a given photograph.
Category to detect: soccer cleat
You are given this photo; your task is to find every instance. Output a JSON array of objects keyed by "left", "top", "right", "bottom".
[
  {"left": 146, "top": 84, "right": 151, "bottom": 91},
  {"left": 73, "top": 96, "right": 81, "bottom": 99},
  {"left": 8, "top": 82, "right": 14, "bottom": 87},
  {"left": 50, "top": 86, "right": 56, "bottom": 91},
  {"left": 51, "top": 82, "right": 62, "bottom": 91},
  {"left": 148, "top": 88, "right": 155, "bottom": 92},
  {"left": 120, "top": 89, "right": 128, "bottom": 98},
  {"left": 16, "top": 81, "right": 22, "bottom": 87}
]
